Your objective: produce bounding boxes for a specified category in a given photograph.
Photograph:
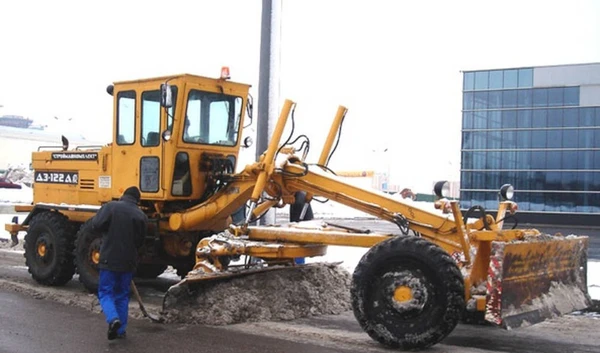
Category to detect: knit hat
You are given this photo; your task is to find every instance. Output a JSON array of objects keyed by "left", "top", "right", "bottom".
[{"left": 123, "top": 186, "right": 141, "bottom": 202}]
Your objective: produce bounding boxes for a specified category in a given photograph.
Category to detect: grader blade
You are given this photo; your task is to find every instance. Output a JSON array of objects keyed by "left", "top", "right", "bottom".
[{"left": 485, "top": 235, "right": 591, "bottom": 329}]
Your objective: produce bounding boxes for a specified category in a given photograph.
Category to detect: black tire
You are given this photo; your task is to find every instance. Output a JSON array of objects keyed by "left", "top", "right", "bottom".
[
  {"left": 24, "top": 211, "right": 76, "bottom": 286},
  {"left": 74, "top": 218, "right": 103, "bottom": 293},
  {"left": 351, "top": 236, "right": 465, "bottom": 350},
  {"left": 135, "top": 264, "right": 168, "bottom": 279},
  {"left": 289, "top": 191, "right": 314, "bottom": 222}
]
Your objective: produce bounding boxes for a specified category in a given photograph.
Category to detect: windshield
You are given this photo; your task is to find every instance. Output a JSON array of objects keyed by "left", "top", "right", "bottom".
[{"left": 183, "top": 89, "right": 242, "bottom": 146}]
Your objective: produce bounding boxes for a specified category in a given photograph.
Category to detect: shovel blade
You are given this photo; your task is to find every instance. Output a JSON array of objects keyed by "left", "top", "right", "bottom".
[{"left": 485, "top": 235, "right": 591, "bottom": 329}]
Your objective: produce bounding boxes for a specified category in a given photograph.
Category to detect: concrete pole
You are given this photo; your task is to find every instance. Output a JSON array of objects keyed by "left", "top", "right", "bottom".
[{"left": 256, "top": 0, "right": 282, "bottom": 225}]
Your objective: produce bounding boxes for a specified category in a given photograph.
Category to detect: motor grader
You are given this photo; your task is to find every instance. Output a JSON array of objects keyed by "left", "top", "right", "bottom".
[{"left": 5, "top": 71, "right": 591, "bottom": 351}]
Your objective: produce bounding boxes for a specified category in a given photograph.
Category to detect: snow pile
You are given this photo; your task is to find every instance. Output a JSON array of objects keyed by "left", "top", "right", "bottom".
[{"left": 162, "top": 263, "right": 352, "bottom": 325}]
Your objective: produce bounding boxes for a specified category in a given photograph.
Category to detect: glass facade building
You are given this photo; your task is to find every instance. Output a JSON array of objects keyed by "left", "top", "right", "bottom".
[{"left": 461, "top": 63, "right": 600, "bottom": 223}]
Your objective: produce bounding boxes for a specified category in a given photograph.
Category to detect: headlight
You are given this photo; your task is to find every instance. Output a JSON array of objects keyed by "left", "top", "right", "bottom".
[
  {"left": 162, "top": 130, "right": 172, "bottom": 141},
  {"left": 499, "top": 184, "right": 514, "bottom": 200},
  {"left": 434, "top": 181, "right": 450, "bottom": 198}
]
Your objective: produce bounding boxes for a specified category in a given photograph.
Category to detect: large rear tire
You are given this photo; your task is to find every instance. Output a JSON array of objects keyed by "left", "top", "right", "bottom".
[
  {"left": 351, "top": 235, "right": 465, "bottom": 350},
  {"left": 74, "top": 218, "right": 103, "bottom": 293},
  {"left": 24, "top": 211, "right": 76, "bottom": 286}
]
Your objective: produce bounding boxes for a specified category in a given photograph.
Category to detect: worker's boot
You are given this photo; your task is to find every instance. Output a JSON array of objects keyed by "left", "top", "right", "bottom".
[{"left": 107, "top": 319, "right": 122, "bottom": 340}]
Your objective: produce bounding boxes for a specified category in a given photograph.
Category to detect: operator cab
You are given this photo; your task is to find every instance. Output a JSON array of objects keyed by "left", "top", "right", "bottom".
[{"left": 106, "top": 70, "right": 253, "bottom": 204}]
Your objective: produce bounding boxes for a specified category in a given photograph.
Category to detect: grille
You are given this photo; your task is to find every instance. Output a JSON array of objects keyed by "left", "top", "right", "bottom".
[{"left": 80, "top": 178, "right": 95, "bottom": 190}]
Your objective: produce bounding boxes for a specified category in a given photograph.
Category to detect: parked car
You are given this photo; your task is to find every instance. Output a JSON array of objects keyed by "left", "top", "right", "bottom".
[{"left": 0, "top": 177, "right": 22, "bottom": 189}]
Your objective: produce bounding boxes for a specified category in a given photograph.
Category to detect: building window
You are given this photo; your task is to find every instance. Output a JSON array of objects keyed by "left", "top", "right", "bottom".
[
  {"left": 517, "top": 89, "right": 533, "bottom": 107},
  {"left": 563, "top": 129, "right": 578, "bottom": 148},
  {"left": 463, "top": 92, "right": 474, "bottom": 110},
  {"left": 547, "top": 109, "right": 563, "bottom": 127},
  {"left": 473, "top": 91, "right": 488, "bottom": 110},
  {"left": 517, "top": 110, "right": 532, "bottom": 128},
  {"left": 501, "top": 110, "right": 517, "bottom": 128},
  {"left": 547, "top": 87, "right": 564, "bottom": 107},
  {"left": 518, "top": 68, "right": 533, "bottom": 87},
  {"left": 489, "top": 70, "right": 503, "bottom": 89},
  {"left": 473, "top": 111, "right": 487, "bottom": 129},
  {"left": 503, "top": 69, "right": 518, "bottom": 88},
  {"left": 516, "top": 130, "right": 531, "bottom": 149},
  {"left": 533, "top": 88, "right": 548, "bottom": 107},
  {"left": 462, "top": 112, "right": 473, "bottom": 130},
  {"left": 488, "top": 90, "right": 502, "bottom": 109},
  {"left": 502, "top": 90, "right": 518, "bottom": 108},
  {"left": 464, "top": 72, "right": 475, "bottom": 91},
  {"left": 475, "top": 71, "right": 489, "bottom": 90},
  {"left": 564, "top": 87, "right": 580, "bottom": 106},
  {"left": 563, "top": 108, "right": 578, "bottom": 127}
]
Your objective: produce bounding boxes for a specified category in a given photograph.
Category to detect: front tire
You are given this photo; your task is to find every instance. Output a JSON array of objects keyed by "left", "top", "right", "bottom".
[
  {"left": 24, "top": 211, "right": 76, "bottom": 286},
  {"left": 74, "top": 219, "right": 103, "bottom": 293},
  {"left": 351, "top": 236, "right": 465, "bottom": 350}
]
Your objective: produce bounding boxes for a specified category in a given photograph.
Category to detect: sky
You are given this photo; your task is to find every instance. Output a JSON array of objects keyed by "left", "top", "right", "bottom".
[{"left": 1, "top": 0, "right": 600, "bottom": 193}]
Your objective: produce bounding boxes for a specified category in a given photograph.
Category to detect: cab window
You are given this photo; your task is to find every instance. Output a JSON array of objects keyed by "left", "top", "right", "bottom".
[
  {"left": 183, "top": 90, "right": 242, "bottom": 146},
  {"left": 141, "top": 90, "right": 161, "bottom": 147},
  {"left": 116, "top": 91, "right": 135, "bottom": 145}
]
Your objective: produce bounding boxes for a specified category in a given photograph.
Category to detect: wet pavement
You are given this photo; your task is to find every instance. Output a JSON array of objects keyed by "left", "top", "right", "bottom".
[{"left": 0, "top": 288, "right": 349, "bottom": 353}]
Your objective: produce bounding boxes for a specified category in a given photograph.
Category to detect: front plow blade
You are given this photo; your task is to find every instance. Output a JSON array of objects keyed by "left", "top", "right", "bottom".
[{"left": 485, "top": 235, "right": 591, "bottom": 329}]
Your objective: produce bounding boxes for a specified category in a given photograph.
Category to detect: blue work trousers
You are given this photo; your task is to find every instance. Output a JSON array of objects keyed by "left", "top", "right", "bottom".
[{"left": 98, "top": 269, "right": 133, "bottom": 335}]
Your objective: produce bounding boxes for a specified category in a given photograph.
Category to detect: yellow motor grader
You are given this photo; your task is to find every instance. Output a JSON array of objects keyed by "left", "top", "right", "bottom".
[{"left": 5, "top": 71, "right": 591, "bottom": 350}]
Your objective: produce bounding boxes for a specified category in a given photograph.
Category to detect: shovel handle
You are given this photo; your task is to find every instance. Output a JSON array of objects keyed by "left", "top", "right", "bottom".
[{"left": 130, "top": 280, "right": 164, "bottom": 323}]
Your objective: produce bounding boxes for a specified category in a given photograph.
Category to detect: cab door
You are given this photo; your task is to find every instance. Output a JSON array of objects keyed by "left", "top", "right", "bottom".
[{"left": 110, "top": 84, "right": 166, "bottom": 200}]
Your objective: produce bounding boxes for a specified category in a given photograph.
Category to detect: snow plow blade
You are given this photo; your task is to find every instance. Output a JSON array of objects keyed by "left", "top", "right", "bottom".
[{"left": 485, "top": 235, "right": 591, "bottom": 329}]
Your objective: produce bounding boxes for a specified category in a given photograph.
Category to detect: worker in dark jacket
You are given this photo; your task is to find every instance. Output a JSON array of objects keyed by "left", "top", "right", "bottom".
[{"left": 92, "top": 186, "right": 147, "bottom": 340}]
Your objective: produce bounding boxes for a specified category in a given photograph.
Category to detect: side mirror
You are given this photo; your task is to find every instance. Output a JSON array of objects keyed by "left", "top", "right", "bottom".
[
  {"left": 161, "top": 83, "right": 173, "bottom": 108},
  {"left": 242, "top": 136, "right": 253, "bottom": 148},
  {"left": 243, "top": 94, "right": 254, "bottom": 128}
]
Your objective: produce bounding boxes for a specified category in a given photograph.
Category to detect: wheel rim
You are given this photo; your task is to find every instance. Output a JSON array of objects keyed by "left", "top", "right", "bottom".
[
  {"left": 382, "top": 269, "right": 430, "bottom": 317},
  {"left": 89, "top": 238, "right": 102, "bottom": 267},
  {"left": 35, "top": 235, "right": 53, "bottom": 264}
]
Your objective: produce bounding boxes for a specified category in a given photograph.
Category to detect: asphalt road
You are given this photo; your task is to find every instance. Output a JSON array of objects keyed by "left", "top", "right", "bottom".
[{"left": 0, "top": 288, "right": 347, "bottom": 353}]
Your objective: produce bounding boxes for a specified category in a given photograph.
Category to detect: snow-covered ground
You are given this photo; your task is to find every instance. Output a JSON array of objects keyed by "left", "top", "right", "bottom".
[{"left": 0, "top": 184, "right": 598, "bottom": 300}]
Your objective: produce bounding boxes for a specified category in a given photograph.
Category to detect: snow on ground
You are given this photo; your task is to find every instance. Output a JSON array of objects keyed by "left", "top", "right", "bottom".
[
  {"left": 0, "top": 186, "right": 598, "bottom": 300},
  {"left": 0, "top": 185, "right": 33, "bottom": 205}
]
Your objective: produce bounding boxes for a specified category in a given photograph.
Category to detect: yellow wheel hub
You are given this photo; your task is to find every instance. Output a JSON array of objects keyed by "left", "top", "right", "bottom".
[
  {"left": 92, "top": 250, "right": 100, "bottom": 265},
  {"left": 393, "top": 285, "right": 413, "bottom": 303},
  {"left": 37, "top": 243, "right": 47, "bottom": 257}
]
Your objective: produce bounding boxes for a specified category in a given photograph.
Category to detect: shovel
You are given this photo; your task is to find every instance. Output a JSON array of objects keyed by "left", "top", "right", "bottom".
[{"left": 130, "top": 281, "right": 164, "bottom": 323}]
